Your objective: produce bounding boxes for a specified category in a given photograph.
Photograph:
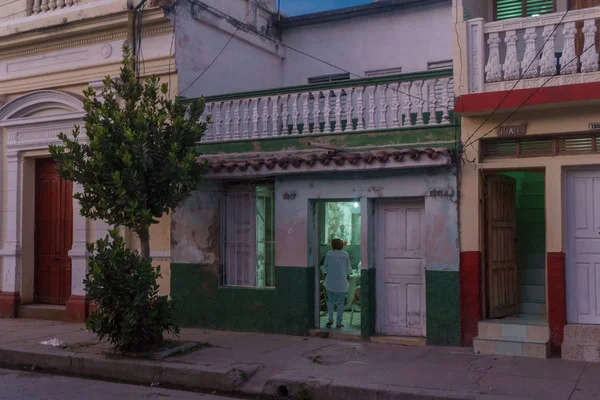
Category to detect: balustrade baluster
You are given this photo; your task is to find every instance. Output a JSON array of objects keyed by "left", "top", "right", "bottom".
[
  {"left": 49, "top": 0, "right": 57, "bottom": 10},
  {"left": 242, "top": 99, "right": 250, "bottom": 138},
  {"left": 214, "top": 102, "right": 222, "bottom": 139},
  {"left": 390, "top": 83, "right": 400, "bottom": 128},
  {"left": 427, "top": 79, "right": 438, "bottom": 125},
  {"left": 251, "top": 98, "right": 259, "bottom": 138},
  {"left": 355, "top": 88, "right": 364, "bottom": 131},
  {"left": 560, "top": 22, "right": 578, "bottom": 75},
  {"left": 262, "top": 97, "right": 270, "bottom": 137},
  {"left": 65, "top": 0, "right": 74, "bottom": 6},
  {"left": 41, "top": 0, "right": 49, "bottom": 12},
  {"left": 582, "top": 19, "right": 599, "bottom": 73},
  {"left": 378, "top": 85, "right": 388, "bottom": 129},
  {"left": 291, "top": 94, "right": 300, "bottom": 135},
  {"left": 224, "top": 101, "right": 232, "bottom": 140},
  {"left": 32, "top": 0, "right": 42, "bottom": 13},
  {"left": 334, "top": 89, "right": 343, "bottom": 133},
  {"left": 57, "top": 0, "right": 66, "bottom": 9},
  {"left": 204, "top": 103, "right": 213, "bottom": 141},
  {"left": 414, "top": 81, "right": 424, "bottom": 126},
  {"left": 540, "top": 25, "right": 557, "bottom": 77},
  {"left": 367, "top": 86, "right": 376, "bottom": 130},
  {"left": 302, "top": 93, "right": 310, "bottom": 134},
  {"left": 323, "top": 91, "right": 332, "bottom": 133},
  {"left": 503, "top": 30, "right": 520, "bottom": 81},
  {"left": 271, "top": 96, "right": 280, "bottom": 137},
  {"left": 233, "top": 100, "right": 241, "bottom": 140},
  {"left": 345, "top": 88, "right": 354, "bottom": 132},
  {"left": 312, "top": 92, "right": 321, "bottom": 133},
  {"left": 521, "top": 28, "right": 539, "bottom": 78},
  {"left": 440, "top": 78, "right": 451, "bottom": 125},
  {"left": 281, "top": 95, "right": 289, "bottom": 135},
  {"left": 400, "top": 82, "right": 412, "bottom": 127},
  {"left": 485, "top": 33, "right": 502, "bottom": 83}
]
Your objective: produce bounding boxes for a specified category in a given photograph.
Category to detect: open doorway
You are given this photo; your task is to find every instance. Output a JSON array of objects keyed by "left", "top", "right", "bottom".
[
  {"left": 315, "top": 200, "right": 362, "bottom": 335},
  {"left": 483, "top": 171, "right": 546, "bottom": 322}
]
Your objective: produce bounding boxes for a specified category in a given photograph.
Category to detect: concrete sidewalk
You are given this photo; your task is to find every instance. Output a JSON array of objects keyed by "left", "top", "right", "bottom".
[{"left": 0, "top": 319, "right": 597, "bottom": 400}]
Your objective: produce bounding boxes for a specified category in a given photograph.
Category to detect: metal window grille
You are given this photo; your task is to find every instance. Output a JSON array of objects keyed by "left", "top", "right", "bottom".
[{"left": 221, "top": 181, "right": 275, "bottom": 288}]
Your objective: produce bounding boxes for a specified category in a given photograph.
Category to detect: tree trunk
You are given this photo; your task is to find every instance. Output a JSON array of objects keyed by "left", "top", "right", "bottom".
[{"left": 139, "top": 228, "right": 151, "bottom": 260}]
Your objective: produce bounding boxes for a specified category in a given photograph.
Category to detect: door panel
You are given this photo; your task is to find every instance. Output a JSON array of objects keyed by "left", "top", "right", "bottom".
[
  {"left": 567, "top": 170, "right": 600, "bottom": 324},
  {"left": 35, "top": 159, "right": 73, "bottom": 305},
  {"left": 376, "top": 200, "right": 425, "bottom": 337},
  {"left": 486, "top": 175, "right": 518, "bottom": 319}
]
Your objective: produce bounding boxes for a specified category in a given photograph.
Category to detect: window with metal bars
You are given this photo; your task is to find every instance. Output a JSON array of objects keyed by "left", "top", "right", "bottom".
[
  {"left": 481, "top": 133, "right": 600, "bottom": 159},
  {"left": 221, "top": 181, "right": 275, "bottom": 288},
  {"left": 494, "top": 0, "right": 555, "bottom": 20}
]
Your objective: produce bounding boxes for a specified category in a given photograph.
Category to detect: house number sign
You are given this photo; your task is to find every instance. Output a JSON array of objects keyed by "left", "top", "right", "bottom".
[
  {"left": 499, "top": 124, "right": 527, "bottom": 137},
  {"left": 589, "top": 123, "right": 600, "bottom": 131}
]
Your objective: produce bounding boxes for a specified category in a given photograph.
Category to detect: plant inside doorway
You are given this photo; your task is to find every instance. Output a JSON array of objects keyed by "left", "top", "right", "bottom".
[{"left": 49, "top": 46, "right": 208, "bottom": 352}]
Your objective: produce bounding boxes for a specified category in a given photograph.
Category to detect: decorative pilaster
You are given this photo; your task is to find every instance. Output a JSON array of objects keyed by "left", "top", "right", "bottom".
[
  {"left": 67, "top": 183, "right": 90, "bottom": 322},
  {"left": 2, "top": 152, "right": 22, "bottom": 297}
]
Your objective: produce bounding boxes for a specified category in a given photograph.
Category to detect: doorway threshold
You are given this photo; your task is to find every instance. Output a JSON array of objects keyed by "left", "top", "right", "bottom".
[
  {"left": 309, "top": 329, "right": 363, "bottom": 342},
  {"left": 487, "top": 314, "right": 548, "bottom": 326},
  {"left": 19, "top": 304, "right": 69, "bottom": 322},
  {"left": 370, "top": 336, "right": 426, "bottom": 346}
]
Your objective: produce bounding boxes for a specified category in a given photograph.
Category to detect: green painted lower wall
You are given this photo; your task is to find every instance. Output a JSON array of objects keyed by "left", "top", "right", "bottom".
[
  {"left": 170, "top": 264, "right": 314, "bottom": 335},
  {"left": 426, "top": 270, "right": 460, "bottom": 346},
  {"left": 361, "top": 268, "right": 376, "bottom": 340}
]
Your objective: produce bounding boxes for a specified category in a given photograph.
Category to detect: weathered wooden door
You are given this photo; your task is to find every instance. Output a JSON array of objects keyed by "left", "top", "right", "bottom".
[
  {"left": 573, "top": 0, "right": 600, "bottom": 58},
  {"left": 35, "top": 159, "right": 73, "bottom": 305},
  {"left": 486, "top": 175, "right": 518, "bottom": 319},
  {"left": 376, "top": 200, "right": 425, "bottom": 337}
]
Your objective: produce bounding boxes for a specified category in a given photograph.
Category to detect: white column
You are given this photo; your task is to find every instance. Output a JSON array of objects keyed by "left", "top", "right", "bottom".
[
  {"left": 467, "top": 19, "right": 485, "bottom": 93},
  {"left": 2, "top": 152, "right": 22, "bottom": 293},
  {"left": 68, "top": 184, "right": 88, "bottom": 297}
]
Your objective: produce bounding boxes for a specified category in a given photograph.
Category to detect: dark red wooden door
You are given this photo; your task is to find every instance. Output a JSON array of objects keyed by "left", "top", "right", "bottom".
[{"left": 35, "top": 159, "right": 73, "bottom": 305}]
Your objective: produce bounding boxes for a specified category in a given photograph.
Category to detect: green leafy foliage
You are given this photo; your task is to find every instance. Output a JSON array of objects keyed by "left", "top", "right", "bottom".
[
  {"left": 84, "top": 230, "right": 179, "bottom": 352},
  {"left": 49, "top": 45, "right": 208, "bottom": 257},
  {"left": 49, "top": 46, "right": 207, "bottom": 350}
]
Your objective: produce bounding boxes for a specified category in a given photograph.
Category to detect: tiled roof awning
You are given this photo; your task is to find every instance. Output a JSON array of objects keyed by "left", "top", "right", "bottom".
[{"left": 200, "top": 148, "right": 452, "bottom": 177}]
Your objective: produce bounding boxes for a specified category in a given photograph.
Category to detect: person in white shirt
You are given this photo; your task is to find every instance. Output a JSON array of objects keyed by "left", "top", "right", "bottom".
[{"left": 321, "top": 238, "right": 352, "bottom": 328}]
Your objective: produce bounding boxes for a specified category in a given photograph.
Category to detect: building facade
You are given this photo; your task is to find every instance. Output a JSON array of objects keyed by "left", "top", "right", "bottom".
[
  {"left": 454, "top": 0, "right": 600, "bottom": 360},
  {"left": 171, "top": 0, "right": 462, "bottom": 345},
  {"left": 0, "top": 0, "right": 174, "bottom": 321}
]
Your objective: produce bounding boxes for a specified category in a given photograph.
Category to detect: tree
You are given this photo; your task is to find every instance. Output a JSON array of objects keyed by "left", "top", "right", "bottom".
[
  {"left": 49, "top": 46, "right": 208, "bottom": 350},
  {"left": 49, "top": 46, "right": 208, "bottom": 259}
]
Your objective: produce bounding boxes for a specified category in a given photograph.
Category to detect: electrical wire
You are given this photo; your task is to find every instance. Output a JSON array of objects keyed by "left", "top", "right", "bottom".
[
  {"left": 462, "top": 34, "right": 600, "bottom": 151},
  {"left": 462, "top": 4, "right": 573, "bottom": 148}
]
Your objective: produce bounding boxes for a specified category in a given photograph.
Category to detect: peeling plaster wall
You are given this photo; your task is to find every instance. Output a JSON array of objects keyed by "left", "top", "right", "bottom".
[
  {"left": 173, "top": 1, "right": 284, "bottom": 98},
  {"left": 280, "top": 2, "right": 453, "bottom": 86}
]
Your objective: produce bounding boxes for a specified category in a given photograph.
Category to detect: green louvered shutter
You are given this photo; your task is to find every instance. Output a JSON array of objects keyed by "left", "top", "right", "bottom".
[{"left": 495, "top": 0, "right": 555, "bottom": 20}]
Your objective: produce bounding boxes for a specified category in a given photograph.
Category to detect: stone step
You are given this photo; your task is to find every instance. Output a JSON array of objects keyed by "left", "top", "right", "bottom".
[
  {"left": 519, "top": 284, "right": 546, "bottom": 303},
  {"left": 478, "top": 320, "right": 549, "bottom": 341},
  {"left": 474, "top": 336, "right": 550, "bottom": 359},
  {"left": 19, "top": 304, "right": 69, "bottom": 322},
  {"left": 519, "top": 301, "right": 546, "bottom": 315}
]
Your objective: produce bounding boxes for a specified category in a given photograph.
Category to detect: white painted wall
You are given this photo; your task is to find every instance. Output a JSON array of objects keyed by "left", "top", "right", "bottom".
[{"left": 280, "top": 2, "right": 453, "bottom": 86}]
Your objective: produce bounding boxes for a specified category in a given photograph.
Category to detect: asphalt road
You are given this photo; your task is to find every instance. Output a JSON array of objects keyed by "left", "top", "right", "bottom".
[{"left": 0, "top": 368, "right": 244, "bottom": 400}]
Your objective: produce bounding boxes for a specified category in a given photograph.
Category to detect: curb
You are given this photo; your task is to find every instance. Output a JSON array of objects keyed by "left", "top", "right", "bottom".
[
  {"left": 0, "top": 346, "right": 262, "bottom": 393},
  {"left": 263, "top": 374, "right": 478, "bottom": 400}
]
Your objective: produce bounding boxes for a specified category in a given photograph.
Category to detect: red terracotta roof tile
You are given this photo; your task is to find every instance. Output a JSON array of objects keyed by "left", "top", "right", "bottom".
[{"left": 203, "top": 148, "right": 450, "bottom": 174}]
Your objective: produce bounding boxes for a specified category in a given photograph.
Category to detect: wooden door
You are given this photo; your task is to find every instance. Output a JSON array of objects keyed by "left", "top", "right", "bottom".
[
  {"left": 35, "top": 159, "right": 73, "bottom": 305},
  {"left": 376, "top": 200, "right": 425, "bottom": 337},
  {"left": 486, "top": 175, "right": 518, "bottom": 319},
  {"left": 566, "top": 170, "right": 600, "bottom": 324},
  {"left": 573, "top": 0, "right": 600, "bottom": 59}
]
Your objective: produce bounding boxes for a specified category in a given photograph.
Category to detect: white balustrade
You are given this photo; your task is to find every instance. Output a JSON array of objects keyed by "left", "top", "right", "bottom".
[
  {"left": 200, "top": 77, "right": 455, "bottom": 143},
  {"left": 468, "top": 8, "right": 600, "bottom": 93},
  {"left": 30, "top": 0, "right": 81, "bottom": 14}
]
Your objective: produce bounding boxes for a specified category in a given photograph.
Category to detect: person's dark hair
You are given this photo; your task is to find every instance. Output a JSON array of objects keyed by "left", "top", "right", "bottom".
[{"left": 331, "top": 238, "right": 344, "bottom": 250}]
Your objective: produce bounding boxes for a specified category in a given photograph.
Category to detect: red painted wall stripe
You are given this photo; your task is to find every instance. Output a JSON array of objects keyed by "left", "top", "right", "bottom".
[
  {"left": 460, "top": 251, "right": 482, "bottom": 346},
  {"left": 547, "top": 252, "right": 567, "bottom": 355},
  {"left": 455, "top": 82, "right": 600, "bottom": 114}
]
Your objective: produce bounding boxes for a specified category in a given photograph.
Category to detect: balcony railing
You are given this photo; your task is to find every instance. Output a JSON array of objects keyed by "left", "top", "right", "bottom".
[
  {"left": 467, "top": 7, "right": 600, "bottom": 93},
  {"left": 30, "top": 0, "right": 84, "bottom": 14},
  {"left": 197, "top": 71, "right": 454, "bottom": 143}
]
